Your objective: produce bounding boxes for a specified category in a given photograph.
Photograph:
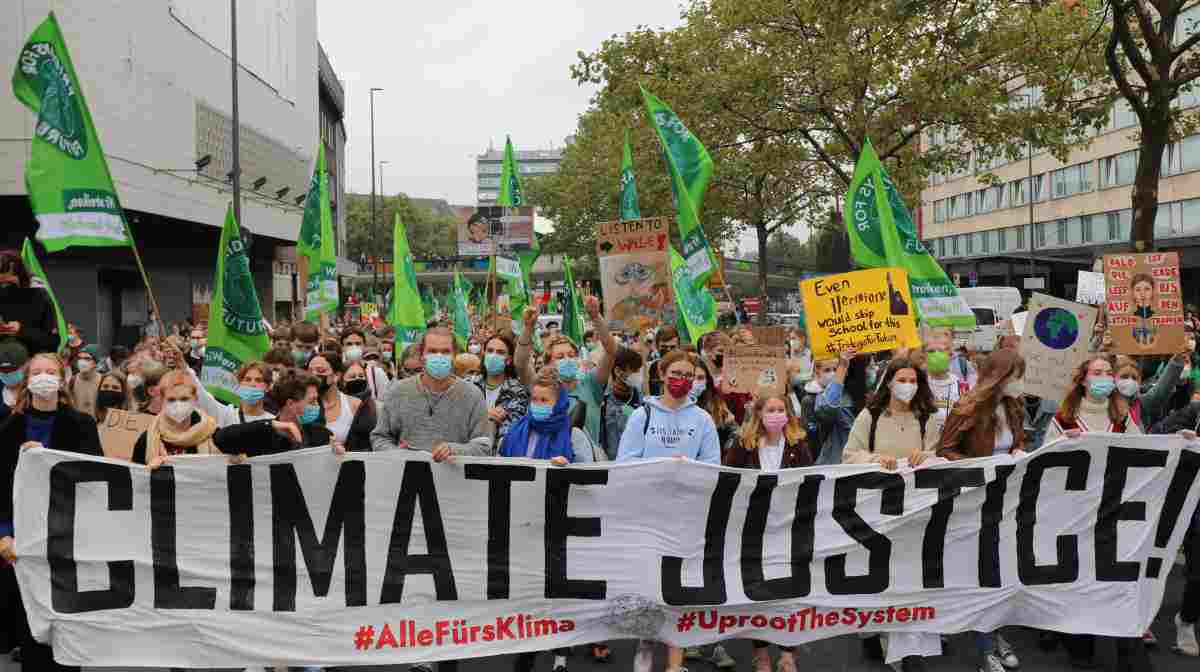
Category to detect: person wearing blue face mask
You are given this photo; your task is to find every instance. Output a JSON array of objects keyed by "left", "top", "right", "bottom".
[
  {"left": 514, "top": 296, "right": 618, "bottom": 447},
  {"left": 478, "top": 333, "right": 529, "bottom": 450},
  {"left": 185, "top": 359, "right": 275, "bottom": 429},
  {"left": 0, "top": 341, "right": 28, "bottom": 423},
  {"left": 1046, "top": 355, "right": 1141, "bottom": 444},
  {"left": 211, "top": 371, "right": 343, "bottom": 457},
  {"left": 371, "top": 328, "right": 492, "bottom": 465}
]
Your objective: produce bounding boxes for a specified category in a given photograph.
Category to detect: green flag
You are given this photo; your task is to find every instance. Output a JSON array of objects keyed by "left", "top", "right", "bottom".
[
  {"left": 561, "top": 258, "right": 587, "bottom": 347},
  {"left": 450, "top": 269, "right": 471, "bottom": 350},
  {"left": 201, "top": 204, "right": 270, "bottom": 404},
  {"left": 13, "top": 12, "right": 132, "bottom": 252},
  {"left": 619, "top": 129, "right": 642, "bottom": 221},
  {"left": 420, "top": 285, "right": 435, "bottom": 319},
  {"left": 20, "top": 238, "right": 67, "bottom": 353},
  {"left": 670, "top": 244, "right": 718, "bottom": 343},
  {"left": 387, "top": 211, "right": 426, "bottom": 349},
  {"left": 548, "top": 292, "right": 561, "bottom": 315},
  {"left": 845, "top": 139, "right": 975, "bottom": 328},
  {"left": 641, "top": 86, "right": 716, "bottom": 287},
  {"left": 300, "top": 143, "right": 337, "bottom": 322},
  {"left": 498, "top": 136, "right": 524, "bottom": 207}
]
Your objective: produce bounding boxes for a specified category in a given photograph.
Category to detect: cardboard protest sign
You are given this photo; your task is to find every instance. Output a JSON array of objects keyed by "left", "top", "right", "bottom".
[
  {"left": 1020, "top": 293, "right": 1098, "bottom": 402},
  {"left": 750, "top": 326, "right": 788, "bottom": 347},
  {"left": 97, "top": 408, "right": 154, "bottom": 461},
  {"left": 726, "top": 345, "right": 787, "bottom": 396},
  {"left": 799, "top": 268, "right": 921, "bottom": 357},
  {"left": 1104, "top": 252, "right": 1186, "bottom": 355},
  {"left": 595, "top": 217, "right": 674, "bottom": 332},
  {"left": 1076, "top": 271, "right": 1106, "bottom": 305},
  {"left": 12, "top": 438, "right": 1199, "bottom": 667}
]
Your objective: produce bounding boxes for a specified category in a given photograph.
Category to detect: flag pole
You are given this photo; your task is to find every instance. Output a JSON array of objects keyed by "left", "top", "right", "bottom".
[{"left": 125, "top": 219, "right": 167, "bottom": 340}]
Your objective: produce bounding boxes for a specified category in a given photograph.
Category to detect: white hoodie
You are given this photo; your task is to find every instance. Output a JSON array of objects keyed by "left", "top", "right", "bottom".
[{"left": 615, "top": 396, "right": 720, "bottom": 464}]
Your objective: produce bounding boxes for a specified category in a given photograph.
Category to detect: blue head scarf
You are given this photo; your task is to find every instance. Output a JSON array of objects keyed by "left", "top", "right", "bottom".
[{"left": 500, "top": 385, "right": 575, "bottom": 462}]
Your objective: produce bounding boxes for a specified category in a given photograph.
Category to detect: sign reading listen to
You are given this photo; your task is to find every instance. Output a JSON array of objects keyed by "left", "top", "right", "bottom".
[{"left": 800, "top": 268, "right": 921, "bottom": 356}]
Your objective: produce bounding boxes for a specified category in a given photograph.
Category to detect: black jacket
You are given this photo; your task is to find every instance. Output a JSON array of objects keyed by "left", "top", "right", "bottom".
[
  {"left": 1152, "top": 401, "right": 1200, "bottom": 435},
  {"left": 0, "top": 406, "right": 102, "bottom": 525},
  {"left": 0, "top": 287, "right": 59, "bottom": 355},
  {"left": 213, "top": 419, "right": 336, "bottom": 457}
]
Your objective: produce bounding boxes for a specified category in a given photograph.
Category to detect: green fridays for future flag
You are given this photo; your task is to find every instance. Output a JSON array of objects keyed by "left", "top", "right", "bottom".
[
  {"left": 387, "top": 211, "right": 426, "bottom": 349},
  {"left": 670, "top": 244, "right": 718, "bottom": 343},
  {"left": 450, "top": 269, "right": 472, "bottom": 350},
  {"left": 619, "top": 129, "right": 641, "bottom": 221},
  {"left": 641, "top": 86, "right": 716, "bottom": 287},
  {"left": 498, "top": 136, "right": 524, "bottom": 207},
  {"left": 20, "top": 238, "right": 67, "bottom": 353},
  {"left": 13, "top": 12, "right": 132, "bottom": 252},
  {"left": 299, "top": 143, "right": 338, "bottom": 322},
  {"left": 845, "top": 140, "right": 976, "bottom": 328},
  {"left": 561, "top": 258, "right": 587, "bottom": 347},
  {"left": 201, "top": 205, "right": 270, "bottom": 404}
]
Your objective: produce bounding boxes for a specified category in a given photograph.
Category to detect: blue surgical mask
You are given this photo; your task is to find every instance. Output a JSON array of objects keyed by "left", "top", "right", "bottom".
[
  {"left": 236, "top": 386, "right": 265, "bottom": 404},
  {"left": 0, "top": 370, "right": 24, "bottom": 387},
  {"left": 529, "top": 403, "right": 553, "bottom": 421},
  {"left": 484, "top": 353, "right": 507, "bottom": 376},
  {"left": 1088, "top": 376, "right": 1116, "bottom": 399},
  {"left": 425, "top": 353, "right": 453, "bottom": 380},
  {"left": 555, "top": 357, "right": 580, "bottom": 381},
  {"left": 298, "top": 404, "right": 320, "bottom": 425}
]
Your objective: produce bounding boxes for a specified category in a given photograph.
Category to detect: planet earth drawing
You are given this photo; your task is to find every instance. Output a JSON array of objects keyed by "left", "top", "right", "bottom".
[{"left": 1033, "top": 307, "right": 1079, "bottom": 350}]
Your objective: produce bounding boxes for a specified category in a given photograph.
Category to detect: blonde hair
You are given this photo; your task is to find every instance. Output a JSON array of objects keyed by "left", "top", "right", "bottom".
[
  {"left": 14, "top": 353, "right": 72, "bottom": 413},
  {"left": 739, "top": 394, "right": 805, "bottom": 450},
  {"left": 157, "top": 369, "right": 199, "bottom": 399}
]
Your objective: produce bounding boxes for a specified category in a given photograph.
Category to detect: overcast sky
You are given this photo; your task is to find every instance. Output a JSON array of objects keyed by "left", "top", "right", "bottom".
[{"left": 317, "top": 1, "right": 686, "bottom": 206}]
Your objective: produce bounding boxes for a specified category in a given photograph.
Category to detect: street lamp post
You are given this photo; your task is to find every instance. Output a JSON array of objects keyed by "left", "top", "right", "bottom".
[{"left": 369, "top": 87, "right": 383, "bottom": 299}]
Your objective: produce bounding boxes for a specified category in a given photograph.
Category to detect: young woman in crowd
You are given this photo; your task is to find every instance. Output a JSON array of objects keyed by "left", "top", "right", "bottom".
[
  {"left": 93, "top": 371, "right": 130, "bottom": 424},
  {"left": 813, "top": 348, "right": 869, "bottom": 465},
  {"left": 0, "top": 343, "right": 27, "bottom": 423},
  {"left": 0, "top": 250, "right": 60, "bottom": 355},
  {"left": 842, "top": 357, "right": 940, "bottom": 672},
  {"left": 188, "top": 359, "right": 275, "bottom": 428},
  {"left": 691, "top": 355, "right": 739, "bottom": 454},
  {"left": 307, "top": 353, "right": 376, "bottom": 452},
  {"left": 723, "top": 393, "right": 812, "bottom": 672},
  {"left": 478, "top": 333, "right": 529, "bottom": 451},
  {"left": 341, "top": 360, "right": 373, "bottom": 402},
  {"left": 618, "top": 349, "right": 720, "bottom": 672},
  {"left": 130, "top": 369, "right": 221, "bottom": 465},
  {"left": 937, "top": 349, "right": 1026, "bottom": 672},
  {"left": 399, "top": 344, "right": 424, "bottom": 379},
  {"left": 0, "top": 353, "right": 102, "bottom": 671},
  {"left": 1043, "top": 354, "right": 1144, "bottom": 669},
  {"left": 1114, "top": 352, "right": 1185, "bottom": 431}
]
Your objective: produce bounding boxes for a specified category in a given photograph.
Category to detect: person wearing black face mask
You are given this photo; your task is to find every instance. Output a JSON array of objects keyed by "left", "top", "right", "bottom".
[
  {"left": 306, "top": 354, "right": 376, "bottom": 452},
  {"left": 0, "top": 249, "right": 59, "bottom": 355},
  {"left": 93, "top": 373, "right": 130, "bottom": 424},
  {"left": 341, "top": 361, "right": 372, "bottom": 402}
]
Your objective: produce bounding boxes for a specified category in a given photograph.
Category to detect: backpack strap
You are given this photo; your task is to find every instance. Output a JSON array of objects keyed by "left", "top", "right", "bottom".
[{"left": 868, "top": 407, "right": 883, "bottom": 453}]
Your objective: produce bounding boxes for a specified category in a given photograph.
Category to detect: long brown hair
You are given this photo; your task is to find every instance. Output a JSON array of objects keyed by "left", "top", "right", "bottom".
[
  {"left": 1060, "top": 354, "right": 1128, "bottom": 425},
  {"left": 690, "top": 354, "right": 733, "bottom": 425},
  {"left": 14, "top": 353, "right": 72, "bottom": 414},
  {"left": 945, "top": 349, "right": 1026, "bottom": 448},
  {"left": 740, "top": 394, "right": 805, "bottom": 451},
  {"left": 865, "top": 357, "right": 936, "bottom": 419}
]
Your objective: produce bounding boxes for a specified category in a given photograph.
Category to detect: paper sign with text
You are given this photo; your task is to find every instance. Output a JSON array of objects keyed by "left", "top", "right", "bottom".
[
  {"left": 596, "top": 217, "right": 674, "bottom": 332},
  {"left": 726, "top": 345, "right": 788, "bottom": 396},
  {"left": 1020, "top": 293, "right": 1098, "bottom": 402},
  {"left": 800, "top": 268, "right": 921, "bottom": 357},
  {"left": 1104, "top": 252, "right": 1186, "bottom": 355},
  {"left": 97, "top": 408, "right": 154, "bottom": 461},
  {"left": 1076, "top": 271, "right": 1106, "bottom": 306}
]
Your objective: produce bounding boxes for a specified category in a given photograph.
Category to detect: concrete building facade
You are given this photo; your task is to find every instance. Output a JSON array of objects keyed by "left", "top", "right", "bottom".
[
  {"left": 475, "top": 145, "right": 563, "bottom": 206},
  {"left": 0, "top": 0, "right": 346, "bottom": 349}
]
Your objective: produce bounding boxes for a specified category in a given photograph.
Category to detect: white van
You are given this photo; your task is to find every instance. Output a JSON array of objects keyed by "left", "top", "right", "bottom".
[{"left": 953, "top": 287, "right": 1023, "bottom": 351}]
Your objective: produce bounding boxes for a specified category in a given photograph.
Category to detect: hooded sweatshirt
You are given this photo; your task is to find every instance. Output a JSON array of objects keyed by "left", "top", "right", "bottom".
[
  {"left": 812, "top": 380, "right": 857, "bottom": 465},
  {"left": 615, "top": 396, "right": 720, "bottom": 464}
]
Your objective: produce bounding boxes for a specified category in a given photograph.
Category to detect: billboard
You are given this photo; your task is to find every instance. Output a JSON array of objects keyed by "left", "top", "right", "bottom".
[{"left": 457, "top": 206, "right": 535, "bottom": 256}]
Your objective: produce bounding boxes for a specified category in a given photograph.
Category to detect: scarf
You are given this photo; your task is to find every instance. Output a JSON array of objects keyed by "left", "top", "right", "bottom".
[
  {"left": 146, "top": 409, "right": 219, "bottom": 461},
  {"left": 501, "top": 386, "right": 574, "bottom": 462}
]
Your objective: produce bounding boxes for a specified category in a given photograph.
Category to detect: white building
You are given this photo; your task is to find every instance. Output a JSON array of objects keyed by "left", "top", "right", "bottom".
[{"left": 0, "top": 0, "right": 347, "bottom": 348}]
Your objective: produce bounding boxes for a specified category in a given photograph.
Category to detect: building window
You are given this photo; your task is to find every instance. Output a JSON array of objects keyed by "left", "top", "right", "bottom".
[
  {"left": 980, "top": 230, "right": 991, "bottom": 253},
  {"left": 1032, "top": 173, "right": 1048, "bottom": 202},
  {"left": 938, "top": 238, "right": 946, "bottom": 257},
  {"left": 1057, "top": 220, "right": 1068, "bottom": 245},
  {"left": 1081, "top": 215, "right": 1093, "bottom": 243},
  {"left": 965, "top": 233, "right": 975, "bottom": 255},
  {"left": 998, "top": 228, "right": 1007, "bottom": 252},
  {"left": 1102, "top": 150, "right": 1138, "bottom": 188},
  {"left": 1011, "top": 178, "right": 1027, "bottom": 207},
  {"left": 1182, "top": 135, "right": 1200, "bottom": 172},
  {"left": 951, "top": 235, "right": 960, "bottom": 256},
  {"left": 1051, "top": 163, "right": 1094, "bottom": 199},
  {"left": 1183, "top": 199, "right": 1200, "bottom": 235},
  {"left": 934, "top": 200, "right": 947, "bottom": 224},
  {"left": 1015, "top": 225, "right": 1025, "bottom": 250}
]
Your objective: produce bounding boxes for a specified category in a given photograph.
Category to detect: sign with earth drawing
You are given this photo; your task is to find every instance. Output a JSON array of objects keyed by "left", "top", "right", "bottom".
[{"left": 1020, "top": 293, "right": 1097, "bottom": 402}]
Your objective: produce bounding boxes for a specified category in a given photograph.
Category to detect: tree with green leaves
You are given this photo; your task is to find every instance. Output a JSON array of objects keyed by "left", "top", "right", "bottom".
[{"left": 344, "top": 193, "right": 458, "bottom": 262}]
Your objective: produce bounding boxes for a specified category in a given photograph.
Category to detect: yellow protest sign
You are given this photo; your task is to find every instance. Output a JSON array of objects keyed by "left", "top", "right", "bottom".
[
  {"left": 361, "top": 302, "right": 379, "bottom": 318},
  {"left": 799, "top": 268, "right": 921, "bottom": 357}
]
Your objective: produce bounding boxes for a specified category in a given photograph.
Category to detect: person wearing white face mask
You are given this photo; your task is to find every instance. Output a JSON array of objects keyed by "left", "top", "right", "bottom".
[
  {"left": 843, "top": 360, "right": 942, "bottom": 672},
  {"left": 66, "top": 347, "right": 101, "bottom": 418},
  {"left": 0, "top": 352, "right": 101, "bottom": 672},
  {"left": 1115, "top": 352, "right": 1187, "bottom": 432},
  {"left": 130, "top": 369, "right": 220, "bottom": 466}
]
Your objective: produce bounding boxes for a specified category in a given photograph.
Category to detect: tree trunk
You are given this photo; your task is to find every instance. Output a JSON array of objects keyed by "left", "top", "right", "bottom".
[
  {"left": 1130, "top": 106, "right": 1171, "bottom": 252},
  {"left": 756, "top": 221, "right": 770, "bottom": 325}
]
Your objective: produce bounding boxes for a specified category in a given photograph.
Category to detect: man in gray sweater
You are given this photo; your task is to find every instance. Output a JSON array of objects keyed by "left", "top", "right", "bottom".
[{"left": 370, "top": 327, "right": 492, "bottom": 460}]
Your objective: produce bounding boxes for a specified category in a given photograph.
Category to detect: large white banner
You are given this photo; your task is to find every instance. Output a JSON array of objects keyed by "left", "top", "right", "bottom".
[{"left": 13, "top": 435, "right": 1200, "bottom": 668}]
